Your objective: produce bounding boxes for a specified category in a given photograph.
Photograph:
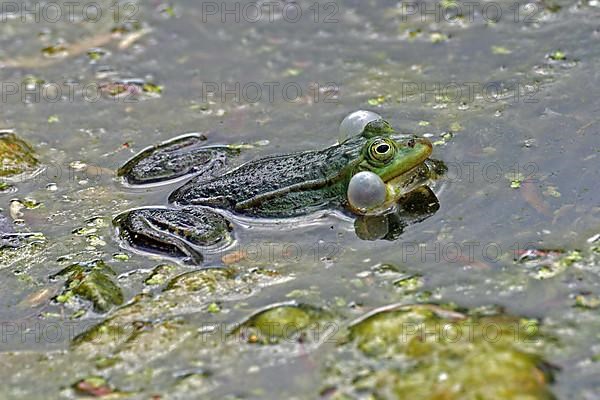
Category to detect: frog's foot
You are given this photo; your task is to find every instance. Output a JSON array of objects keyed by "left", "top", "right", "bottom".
[
  {"left": 117, "top": 134, "right": 241, "bottom": 186},
  {"left": 113, "top": 208, "right": 234, "bottom": 264}
]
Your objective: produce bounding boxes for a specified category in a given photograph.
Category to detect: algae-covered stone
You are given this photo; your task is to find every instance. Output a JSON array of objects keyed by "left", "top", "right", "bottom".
[
  {"left": 144, "top": 264, "right": 175, "bottom": 286},
  {"left": 0, "top": 131, "right": 39, "bottom": 178},
  {"left": 329, "top": 303, "right": 555, "bottom": 400},
  {"left": 231, "top": 303, "right": 331, "bottom": 345},
  {"left": 53, "top": 260, "right": 123, "bottom": 313},
  {"left": 165, "top": 267, "right": 236, "bottom": 294}
]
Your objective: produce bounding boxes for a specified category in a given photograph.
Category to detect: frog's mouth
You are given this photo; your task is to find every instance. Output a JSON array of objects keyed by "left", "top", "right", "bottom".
[{"left": 383, "top": 139, "right": 435, "bottom": 203}]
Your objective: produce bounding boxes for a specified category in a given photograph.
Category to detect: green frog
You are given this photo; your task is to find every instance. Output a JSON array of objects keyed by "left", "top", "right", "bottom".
[{"left": 114, "top": 111, "right": 444, "bottom": 264}]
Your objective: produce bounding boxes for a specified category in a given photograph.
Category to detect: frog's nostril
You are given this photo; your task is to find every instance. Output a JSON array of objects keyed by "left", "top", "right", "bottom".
[{"left": 407, "top": 139, "right": 415, "bottom": 148}]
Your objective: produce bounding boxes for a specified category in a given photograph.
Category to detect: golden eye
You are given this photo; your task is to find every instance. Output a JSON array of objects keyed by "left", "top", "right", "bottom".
[{"left": 369, "top": 139, "right": 395, "bottom": 162}]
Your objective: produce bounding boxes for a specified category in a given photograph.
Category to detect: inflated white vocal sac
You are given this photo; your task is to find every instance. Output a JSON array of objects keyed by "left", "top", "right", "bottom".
[
  {"left": 338, "top": 110, "right": 383, "bottom": 142},
  {"left": 347, "top": 171, "right": 387, "bottom": 211}
]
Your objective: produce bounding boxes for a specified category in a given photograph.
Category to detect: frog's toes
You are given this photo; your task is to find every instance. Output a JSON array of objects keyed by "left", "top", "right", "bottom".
[{"left": 113, "top": 207, "right": 234, "bottom": 265}]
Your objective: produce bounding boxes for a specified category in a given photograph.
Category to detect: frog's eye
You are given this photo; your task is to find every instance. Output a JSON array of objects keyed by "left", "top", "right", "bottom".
[{"left": 369, "top": 139, "right": 396, "bottom": 163}]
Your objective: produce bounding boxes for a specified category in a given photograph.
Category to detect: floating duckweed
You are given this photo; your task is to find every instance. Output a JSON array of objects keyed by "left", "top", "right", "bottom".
[
  {"left": 574, "top": 293, "right": 600, "bottom": 309},
  {"left": 142, "top": 82, "right": 163, "bottom": 94},
  {"left": 71, "top": 309, "right": 86, "bottom": 319},
  {"left": 440, "top": 0, "right": 457, "bottom": 8},
  {"left": 55, "top": 291, "right": 74, "bottom": 304},
  {"left": 160, "top": 4, "right": 176, "bottom": 17},
  {"left": 408, "top": 29, "right": 422, "bottom": 38},
  {"left": 491, "top": 46, "right": 512, "bottom": 55},
  {"left": 506, "top": 172, "right": 525, "bottom": 189},
  {"left": 284, "top": 68, "right": 302, "bottom": 77},
  {"left": 22, "top": 75, "right": 45, "bottom": 87},
  {"left": 516, "top": 249, "right": 580, "bottom": 279},
  {"left": 69, "top": 161, "right": 87, "bottom": 171},
  {"left": 86, "top": 217, "right": 107, "bottom": 228},
  {"left": 41, "top": 44, "right": 67, "bottom": 57},
  {"left": 418, "top": 120, "right": 430, "bottom": 126},
  {"left": 430, "top": 32, "right": 449, "bottom": 43},
  {"left": 86, "top": 235, "right": 106, "bottom": 247},
  {"left": 47, "top": 115, "right": 59, "bottom": 124},
  {"left": 560, "top": 250, "right": 583, "bottom": 266},
  {"left": 543, "top": 186, "right": 561, "bottom": 198},
  {"left": 449, "top": 122, "right": 462, "bottom": 132},
  {"left": 442, "top": 131, "right": 454, "bottom": 141},
  {"left": 371, "top": 264, "right": 401, "bottom": 274},
  {"left": 0, "top": 182, "right": 13, "bottom": 192},
  {"left": 548, "top": 50, "right": 566, "bottom": 60},
  {"left": 21, "top": 198, "right": 42, "bottom": 209},
  {"left": 72, "top": 227, "right": 97, "bottom": 236},
  {"left": 94, "top": 356, "right": 121, "bottom": 369},
  {"left": 87, "top": 48, "right": 106, "bottom": 61},
  {"left": 367, "top": 95, "right": 386, "bottom": 106},
  {"left": 112, "top": 253, "right": 130, "bottom": 262},
  {"left": 144, "top": 264, "right": 174, "bottom": 285},
  {"left": 393, "top": 274, "right": 424, "bottom": 291},
  {"left": 207, "top": 302, "right": 221, "bottom": 313}
]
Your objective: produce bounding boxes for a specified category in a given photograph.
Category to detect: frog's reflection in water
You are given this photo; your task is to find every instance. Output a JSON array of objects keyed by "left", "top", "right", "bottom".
[{"left": 354, "top": 186, "right": 440, "bottom": 241}]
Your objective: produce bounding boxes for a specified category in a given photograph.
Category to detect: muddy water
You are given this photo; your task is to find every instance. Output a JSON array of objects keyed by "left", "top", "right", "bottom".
[{"left": 0, "top": 0, "right": 599, "bottom": 398}]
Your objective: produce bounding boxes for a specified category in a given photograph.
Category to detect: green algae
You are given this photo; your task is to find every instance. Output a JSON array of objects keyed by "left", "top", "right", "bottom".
[
  {"left": 164, "top": 267, "right": 236, "bottom": 293},
  {"left": 144, "top": 264, "right": 175, "bottom": 286},
  {"left": 0, "top": 132, "right": 39, "bottom": 178},
  {"left": 231, "top": 303, "right": 331, "bottom": 344},
  {"left": 327, "top": 304, "right": 555, "bottom": 399},
  {"left": 53, "top": 260, "right": 123, "bottom": 313}
]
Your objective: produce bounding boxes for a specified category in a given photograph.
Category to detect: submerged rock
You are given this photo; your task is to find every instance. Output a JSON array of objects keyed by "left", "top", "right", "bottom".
[
  {"left": 165, "top": 267, "right": 237, "bottom": 294},
  {"left": 52, "top": 260, "right": 124, "bottom": 313},
  {"left": 231, "top": 303, "right": 332, "bottom": 345}
]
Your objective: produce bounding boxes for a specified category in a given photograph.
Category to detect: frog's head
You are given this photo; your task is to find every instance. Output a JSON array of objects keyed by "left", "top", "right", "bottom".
[
  {"left": 357, "top": 136, "right": 432, "bottom": 182},
  {"left": 345, "top": 136, "right": 433, "bottom": 213}
]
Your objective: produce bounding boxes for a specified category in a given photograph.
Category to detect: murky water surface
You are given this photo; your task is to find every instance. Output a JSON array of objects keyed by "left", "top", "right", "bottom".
[{"left": 0, "top": 0, "right": 599, "bottom": 398}]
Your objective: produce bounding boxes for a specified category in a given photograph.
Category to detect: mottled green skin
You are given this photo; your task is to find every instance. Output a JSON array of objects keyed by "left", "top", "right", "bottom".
[
  {"left": 169, "top": 134, "right": 432, "bottom": 217},
  {"left": 115, "top": 123, "right": 433, "bottom": 263}
]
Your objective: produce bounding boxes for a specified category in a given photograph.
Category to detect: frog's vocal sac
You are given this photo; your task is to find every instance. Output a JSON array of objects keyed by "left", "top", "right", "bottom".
[{"left": 114, "top": 111, "right": 445, "bottom": 264}]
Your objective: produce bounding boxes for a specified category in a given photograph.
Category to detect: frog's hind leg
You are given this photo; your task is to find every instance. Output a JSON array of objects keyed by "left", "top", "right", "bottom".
[
  {"left": 113, "top": 208, "right": 234, "bottom": 265},
  {"left": 118, "top": 133, "right": 242, "bottom": 186}
]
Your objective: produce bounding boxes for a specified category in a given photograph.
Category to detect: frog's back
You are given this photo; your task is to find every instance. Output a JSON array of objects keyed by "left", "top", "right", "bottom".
[{"left": 169, "top": 137, "right": 364, "bottom": 212}]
